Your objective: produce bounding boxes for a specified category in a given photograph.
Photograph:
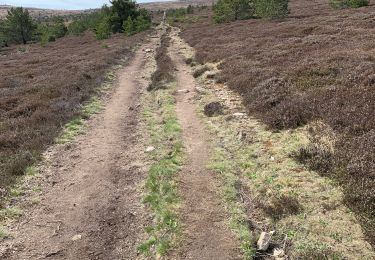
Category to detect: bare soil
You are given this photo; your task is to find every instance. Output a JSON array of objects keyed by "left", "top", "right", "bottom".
[
  {"left": 168, "top": 27, "right": 241, "bottom": 259},
  {"left": 0, "top": 34, "right": 159, "bottom": 260}
]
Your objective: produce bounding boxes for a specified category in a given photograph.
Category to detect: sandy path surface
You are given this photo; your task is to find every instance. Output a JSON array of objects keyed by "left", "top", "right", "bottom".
[
  {"left": 0, "top": 34, "right": 159, "bottom": 260},
  {"left": 168, "top": 28, "right": 241, "bottom": 260}
]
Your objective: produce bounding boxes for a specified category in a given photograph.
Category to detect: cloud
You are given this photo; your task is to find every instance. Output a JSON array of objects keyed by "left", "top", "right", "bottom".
[{"left": 1, "top": 0, "right": 111, "bottom": 10}]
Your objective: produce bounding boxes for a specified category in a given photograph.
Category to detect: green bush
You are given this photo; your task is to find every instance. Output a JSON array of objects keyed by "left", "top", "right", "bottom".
[
  {"left": 255, "top": 0, "right": 289, "bottom": 19},
  {"left": 95, "top": 16, "right": 111, "bottom": 40},
  {"left": 37, "top": 17, "right": 67, "bottom": 46},
  {"left": 68, "top": 1, "right": 152, "bottom": 38},
  {"left": 213, "top": 0, "right": 255, "bottom": 23},
  {"left": 123, "top": 16, "right": 136, "bottom": 36},
  {"left": 330, "top": 0, "right": 369, "bottom": 8},
  {"left": 135, "top": 14, "right": 151, "bottom": 33},
  {"left": 0, "top": 20, "right": 9, "bottom": 47},
  {"left": 68, "top": 11, "right": 104, "bottom": 35}
]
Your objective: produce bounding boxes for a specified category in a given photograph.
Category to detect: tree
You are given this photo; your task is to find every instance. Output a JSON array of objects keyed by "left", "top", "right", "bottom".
[
  {"left": 213, "top": 0, "right": 235, "bottom": 23},
  {"left": 123, "top": 16, "right": 135, "bottom": 35},
  {"left": 110, "top": 0, "right": 139, "bottom": 33},
  {"left": 135, "top": 14, "right": 151, "bottom": 33},
  {"left": 213, "top": 0, "right": 255, "bottom": 23},
  {"left": 5, "top": 7, "right": 36, "bottom": 44},
  {"left": 187, "top": 5, "right": 194, "bottom": 14},
  {"left": 255, "top": 0, "right": 289, "bottom": 19},
  {"left": 95, "top": 16, "right": 112, "bottom": 40},
  {"left": 0, "top": 20, "right": 9, "bottom": 47}
]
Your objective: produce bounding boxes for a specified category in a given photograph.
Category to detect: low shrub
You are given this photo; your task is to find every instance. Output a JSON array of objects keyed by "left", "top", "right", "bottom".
[
  {"left": 255, "top": 0, "right": 289, "bottom": 19},
  {"left": 262, "top": 194, "right": 303, "bottom": 220},
  {"left": 148, "top": 32, "right": 174, "bottom": 91},
  {"left": 330, "top": 0, "right": 369, "bottom": 9},
  {"left": 213, "top": 0, "right": 255, "bottom": 23},
  {"left": 95, "top": 16, "right": 112, "bottom": 40}
]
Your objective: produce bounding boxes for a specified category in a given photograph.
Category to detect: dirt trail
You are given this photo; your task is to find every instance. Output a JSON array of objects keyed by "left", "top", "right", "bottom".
[
  {"left": 0, "top": 34, "right": 159, "bottom": 260},
  {"left": 168, "top": 28, "right": 241, "bottom": 259}
]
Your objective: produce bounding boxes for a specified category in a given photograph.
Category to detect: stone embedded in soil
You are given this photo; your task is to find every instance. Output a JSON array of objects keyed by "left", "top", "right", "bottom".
[
  {"left": 177, "top": 89, "right": 190, "bottom": 94},
  {"left": 145, "top": 146, "right": 155, "bottom": 153},
  {"left": 195, "top": 86, "right": 206, "bottom": 94},
  {"left": 206, "top": 71, "right": 216, "bottom": 79},
  {"left": 72, "top": 234, "right": 82, "bottom": 241},
  {"left": 233, "top": 112, "right": 246, "bottom": 118},
  {"left": 204, "top": 102, "right": 224, "bottom": 117},
  {"left": 257, "top": 231, "right": 275, "bottom": 251}
]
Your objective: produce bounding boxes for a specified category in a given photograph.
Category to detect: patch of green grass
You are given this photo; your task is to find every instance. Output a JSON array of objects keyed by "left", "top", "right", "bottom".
[
  {"left": 82, "top": 97, "right": 102, "bottom": 119},
  {"left": 0, "top": 207, "right": 22, "bottom": 221},
  {"left": 55, "top": 64, "right": 122, "bottom": 144},
  {"left": 208, "top": 149, "right": 255, "bottom": 259},
  {"left": 56, "top": 118, "right": 84, "bottom": 144},
  {"left": 25, "top": 166, "right": 38, "bottom": 176},
  {"left": 0, "top": 227, "right": 10, "bottom": 240},
  {"left": 138, "top": 82, "right": 183, "bottom": 257},
  {"left": 9, "top": 187, "right": 22, "bottom": 197},
  {"left": 57, "top": 96, "right": 104, "bottom": 144}
]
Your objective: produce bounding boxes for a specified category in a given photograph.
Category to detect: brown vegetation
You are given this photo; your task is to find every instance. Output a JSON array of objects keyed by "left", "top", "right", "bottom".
[
  {"left": 0, "top": 31, "right": 148, "bottom": 193},
  {"left": 178, "top": 0, "right": 375, "bottom": 244},
  {"left": 148, "top": 28, "right": 174, "bottom": 90}
]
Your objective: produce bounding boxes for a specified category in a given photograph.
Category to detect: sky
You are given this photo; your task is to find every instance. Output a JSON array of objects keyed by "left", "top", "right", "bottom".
[{"left": 0, "top": 0, "right": 161, "bottom": 10}]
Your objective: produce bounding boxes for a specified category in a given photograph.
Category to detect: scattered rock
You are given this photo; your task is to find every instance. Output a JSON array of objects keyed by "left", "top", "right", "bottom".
[
  {"left": 206, "top": 71, "right": 216, "bottom": 79},
  {"left": 45, "top": 249, "right": 63, "bottom": 257},
  {"left": 195, "top": 86, "right": 206, "bottom": 94},
  {"left": 273, "top": 248, "right": 285, "bottom": 258},
  {"left": 144, "top": 48, "right": 152, "bottom": 53},
  {"left": 145, "top": 146, "right": 155, "bottom": 153},
  {"left": 72, "top": 234, "right": 82, "bottom": 241},
  {"left": 257, "top": 231, "right": 275, "bottom": 251},
  {"left": 177, "top": 89, "right": 190, "bottom": 94},
  {"left": 238, "top": 131, "right": 247, "bottom": 141},
  {"left": 204, "top": 102, "right": 224, "bottom": 117},
  {"left": 233, "top": 112, "right": 246, "bottom": 118}
]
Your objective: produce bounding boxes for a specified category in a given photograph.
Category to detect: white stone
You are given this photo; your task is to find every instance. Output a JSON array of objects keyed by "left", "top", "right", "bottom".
[
  {"left": 257, "top": 231, "right": 275, "bottom": 251},
  {"left": 145, "top": 146, "right": 155, "bottom": 153},
  {"left": 72, "top": 234, "right": 82, "bottom": 241},
  {"left": 233, "top": 112, "right": 246, "bottom": 117},
  {"left": 177, "top": 89, "right": 190, "bottom": 93},
  {"left": 195, "top": 87, "right": 206, "bottom": 94}
]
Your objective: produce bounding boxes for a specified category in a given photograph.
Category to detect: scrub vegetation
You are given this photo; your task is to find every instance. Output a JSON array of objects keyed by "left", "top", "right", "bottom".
[{"left": 177, "top": 0, "right": 375, "bottom": 248}]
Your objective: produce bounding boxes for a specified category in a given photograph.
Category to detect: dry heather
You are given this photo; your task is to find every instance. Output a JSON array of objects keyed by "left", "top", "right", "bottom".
[
  {"left": 148, "top": 28, "right": 174, "bottom": 90},
  {"left": 0, "top": 31, "right": 148, "bottom": 193},
  {"left": 178, "top": 0, "right": 375, "bottom": 245}
]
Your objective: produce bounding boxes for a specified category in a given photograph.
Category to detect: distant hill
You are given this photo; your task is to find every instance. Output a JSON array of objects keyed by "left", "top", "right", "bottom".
[
  {"left": 142, "top": 0, "right": 212, "bottom": 11},
  {"left": 0, "top": 0, "right": 212, "bottom": 19},
  {"left": 0, "top": 5, "right": 96, "bottom": 20}
]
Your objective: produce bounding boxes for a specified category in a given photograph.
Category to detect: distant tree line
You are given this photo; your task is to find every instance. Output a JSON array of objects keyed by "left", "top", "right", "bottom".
[
  {"left": 165, "top": 5, "right": 208, "bottom": 25},
  {"left": 68, "top": 0, "right": 151, "bottom": 40},
  {"left": 213, "top": 0, "right": 369, "bottom": 23},
  {"left": 0, "top": 0, "right": 152, "bottom": 48}
]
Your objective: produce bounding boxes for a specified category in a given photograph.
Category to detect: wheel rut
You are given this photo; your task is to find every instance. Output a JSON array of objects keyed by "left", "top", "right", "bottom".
[{"left": 167, "top": 28, "right": 241, "bottom": 260}]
